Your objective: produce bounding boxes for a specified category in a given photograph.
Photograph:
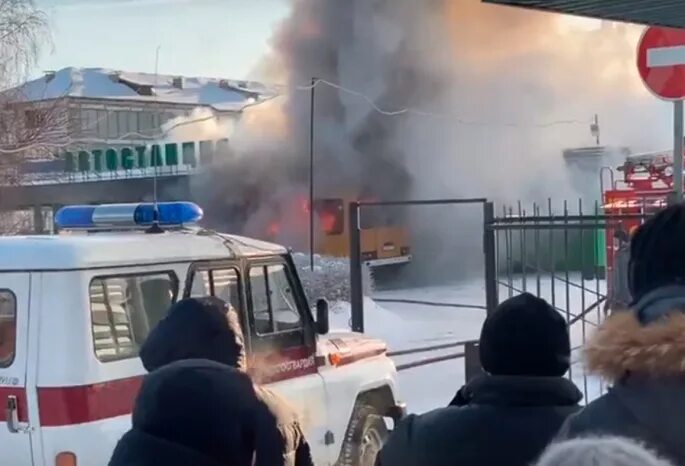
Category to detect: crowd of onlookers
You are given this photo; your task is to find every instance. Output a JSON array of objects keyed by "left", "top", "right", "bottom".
[{"left": 109, "top": 203, "right": 685, "bottom": 466}]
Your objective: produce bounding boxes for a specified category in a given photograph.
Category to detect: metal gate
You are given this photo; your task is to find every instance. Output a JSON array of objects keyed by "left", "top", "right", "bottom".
[
  {"left": 348, "top": 198, "right": 495, "bottom": 332},
  {"left": 483, "top": 199, "right": 650, "bottom": 402}
]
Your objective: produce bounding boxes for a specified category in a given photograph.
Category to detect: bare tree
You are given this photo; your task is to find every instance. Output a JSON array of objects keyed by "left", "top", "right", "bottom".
[
  {"left": 0, "top": 0, "right": 66, "bottom": 233},
  {"left": 0, "top": 0, "right": 48, "bottom": 84}
]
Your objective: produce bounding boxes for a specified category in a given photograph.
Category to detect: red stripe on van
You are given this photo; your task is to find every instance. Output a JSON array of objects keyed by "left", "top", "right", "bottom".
[
  {"left": 35, "top": 346, "right": 315, "bottom": 426},
  {"left": 249, "top": 345, "right": 317, "bottom": 384},
  {"left": 37, "top": 376, "right": 143, "bottom": 427},
  {"left": 0, "top": 386, "right": 28, "bottom": 423},
  {"left": 22, "top": 343, "right": 379, "bottom": 427}
]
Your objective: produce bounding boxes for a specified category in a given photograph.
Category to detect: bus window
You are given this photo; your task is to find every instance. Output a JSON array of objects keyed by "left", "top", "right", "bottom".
[
  {"left": 360, "top": 207, "right": 401, "bottom": 229},
  {"left": 314, "top": 199, "right": 344, "bottom": 235}
]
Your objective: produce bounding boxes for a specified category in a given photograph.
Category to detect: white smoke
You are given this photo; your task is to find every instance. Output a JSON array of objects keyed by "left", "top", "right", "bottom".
[{"left": 162, "top": 107, "right": 236, "bottom": 142}]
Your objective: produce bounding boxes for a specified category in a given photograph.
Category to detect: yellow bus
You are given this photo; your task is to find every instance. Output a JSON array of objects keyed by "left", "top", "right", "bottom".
[
  {"left": 260, "top": 194, "right": 412, "bottom": 268},
  {"left": 311, "top": 197, "right": 412, "bottom": 268}
]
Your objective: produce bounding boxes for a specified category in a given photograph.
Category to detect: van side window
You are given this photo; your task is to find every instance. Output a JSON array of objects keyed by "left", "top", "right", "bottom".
[
  {"left": 0, "top": 291, "right": 16, "bottom": 368},
  {"left": 89, "top": 272, "right": 177, "bottom": 362},
  {"left": 249, "top": 264, "right": 303, "bottom": 335},
  {"left": 189, "top": 267, "right": 241, "bottom": 312}
]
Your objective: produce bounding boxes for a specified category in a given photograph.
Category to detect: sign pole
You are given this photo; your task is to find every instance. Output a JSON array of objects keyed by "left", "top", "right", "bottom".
[
  {"left": 675, "top": 100, "right": 683, "bottom": 202},
  {"left": 637, "top": 26, "right": 685, "bottom": 202},
  {"left": 309, "top": 77, "right": 316, "bottom": 270}
]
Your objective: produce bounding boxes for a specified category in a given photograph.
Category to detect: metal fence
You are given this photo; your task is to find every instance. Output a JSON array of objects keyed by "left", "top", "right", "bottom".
[
  {"left": 483, "top": 199, "right": 652, "bottom": 402},
  {"left": 346, "top": 196, "right": 659, "bottom": 401}
]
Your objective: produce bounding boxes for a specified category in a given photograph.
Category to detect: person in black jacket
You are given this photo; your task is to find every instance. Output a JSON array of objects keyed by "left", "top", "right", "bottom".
[
  {"left": 377, "top": 293, "right": 582, "bottom": 466},
  {"left": 557, "top": 204, "right": 685, "bottom": 464},
  {"left": 109, "top": 359, "right": 294, "bottom": 466},
  {"left": 135, "top": 296, "right": 313, "bottom": 466}
]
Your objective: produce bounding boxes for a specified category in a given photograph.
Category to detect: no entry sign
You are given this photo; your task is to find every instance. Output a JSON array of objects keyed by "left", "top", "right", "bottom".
[{"left": 637, "top": 27, "right": 685, "bottom": 101}]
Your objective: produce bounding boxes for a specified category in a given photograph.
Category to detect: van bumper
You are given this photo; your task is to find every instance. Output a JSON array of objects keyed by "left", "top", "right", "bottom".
[{"left": 364, "top": 255, "right": 412, "bottom": 268}]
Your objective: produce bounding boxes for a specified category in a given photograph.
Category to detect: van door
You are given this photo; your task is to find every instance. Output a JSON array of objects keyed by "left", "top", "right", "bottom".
[
  {"left": 186, "top": 259, "right": 330, "bottom": 464},
  {"left": 245, "top": 260, "right": 330, "bottom": 465},
  {"left": 0, "top": 273, "right": 33, "bottom": 465}
]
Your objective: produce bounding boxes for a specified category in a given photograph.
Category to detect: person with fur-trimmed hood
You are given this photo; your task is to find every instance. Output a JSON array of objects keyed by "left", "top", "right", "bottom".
[
  {"left": 557, "top": 203, "right": 685, "bottom": 464},
  {"left": 134, "top": 297, "right": 313, "bottom": 466}
]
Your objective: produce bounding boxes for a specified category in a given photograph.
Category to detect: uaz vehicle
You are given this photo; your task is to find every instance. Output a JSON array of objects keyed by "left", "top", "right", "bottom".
[{"left": 0, "top": 201, "right": 404, "bottom": 466}]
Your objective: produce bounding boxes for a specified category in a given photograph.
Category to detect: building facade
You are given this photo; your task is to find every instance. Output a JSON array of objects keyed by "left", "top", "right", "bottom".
[{"left": 12, "top": 67, "right": 273, "bottom": 181}]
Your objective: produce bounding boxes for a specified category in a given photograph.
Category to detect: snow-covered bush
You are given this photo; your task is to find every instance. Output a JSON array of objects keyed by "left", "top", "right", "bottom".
[{"left": 292, "top": 253, "right": 374, "bottom": 305}]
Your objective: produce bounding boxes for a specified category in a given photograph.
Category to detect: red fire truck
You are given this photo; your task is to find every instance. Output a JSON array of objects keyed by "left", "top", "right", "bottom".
[{"left": 602, "top": 151, "right": 671, "bottom": 304}]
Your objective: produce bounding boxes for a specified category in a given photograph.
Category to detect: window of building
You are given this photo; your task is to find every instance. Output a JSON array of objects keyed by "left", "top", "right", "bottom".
[
  {"left": 189, "top": 267, "right": 241, "bottom": 312},
  {"left": 68, "top": 108, "right": 81, "bottom": 134},
  {"left": 81, "top": 109, "right": 98, "bottom": 134},
  {"left": 139, "top": 112, "right": 153, "bottom": 134},
  {"left": 249, "top": 264, "right": 302, "bottom": 335},
  {"left": 107, "top": 111, "right": 118, "bottom": 139},
  {"left": 117, "top": 111, "right": 129, "bottom": 137},
  {"left": 0, "top": 291, "right": 16, "bottom": 368},
  {"left": 161, "top": 112, "right": 176, "bottom": 126},
  {"left": 89, "top": 272, "right": 177, "bottom": 362},
  {"left": 25, "top": 109, "right": 47, "bottom": 129},
  {"left": 128, "top": 112, "right": 139, "bottom": 136},
  {"left": 96, "top": 110, "right": 108, "bottom": 139}
]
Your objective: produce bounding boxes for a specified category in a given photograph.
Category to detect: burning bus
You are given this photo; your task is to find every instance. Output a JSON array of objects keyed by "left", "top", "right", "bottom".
[{"left": 257, "top": 193, "right": 412, "bottom": 268}]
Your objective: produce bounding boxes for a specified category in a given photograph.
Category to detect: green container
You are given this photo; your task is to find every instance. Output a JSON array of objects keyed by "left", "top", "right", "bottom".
[{"left": 497, "top": 227, "right": 606, "bottom": 279}]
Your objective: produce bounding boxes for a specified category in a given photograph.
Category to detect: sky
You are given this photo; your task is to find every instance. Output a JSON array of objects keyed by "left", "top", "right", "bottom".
[{"left": 34, "top": 0, "right": 290, "bottom": 80}]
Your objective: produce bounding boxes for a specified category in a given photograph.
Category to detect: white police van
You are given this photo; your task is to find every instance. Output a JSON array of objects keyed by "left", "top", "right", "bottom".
[{"left": 0, "top": 202, "right": 403, "bottom": 466}]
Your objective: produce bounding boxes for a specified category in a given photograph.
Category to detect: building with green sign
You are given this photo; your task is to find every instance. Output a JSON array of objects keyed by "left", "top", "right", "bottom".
[{"left": 12, "top": 67, "right": 275, "bottom": 177}]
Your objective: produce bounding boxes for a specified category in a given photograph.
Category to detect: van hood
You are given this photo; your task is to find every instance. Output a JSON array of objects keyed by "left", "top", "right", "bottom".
[{"left": 319, "top": 332, "right": 388, "bottom": 366}]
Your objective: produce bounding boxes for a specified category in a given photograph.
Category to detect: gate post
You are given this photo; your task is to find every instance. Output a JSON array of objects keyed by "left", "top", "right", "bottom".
[
  {"left": 349, "top": 201, "right": 364, "bottom": 333},
  {"left": 464, "top": 341, "right": 483, "bottom": 382},
  {"left": 33, "top": 205, "right": 44, "bottom": 234},
  {"left": 483, "top": 202, "right": 498, "bottom": 316}
]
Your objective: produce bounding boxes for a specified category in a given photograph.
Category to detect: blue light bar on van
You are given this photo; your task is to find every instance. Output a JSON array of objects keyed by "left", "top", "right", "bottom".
[{"left": 55, "top": 202, "right": 203, "bottom": 230}]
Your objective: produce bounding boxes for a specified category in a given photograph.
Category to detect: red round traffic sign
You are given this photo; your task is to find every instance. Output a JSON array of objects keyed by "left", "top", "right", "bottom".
[{"left": 637, "top": 27, "right": 685, "bottom": 100}]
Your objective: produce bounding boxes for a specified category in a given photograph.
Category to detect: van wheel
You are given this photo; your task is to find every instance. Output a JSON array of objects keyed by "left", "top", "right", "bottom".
[{"left": 338, "top": 404, "right": 388, "bottom": 466}]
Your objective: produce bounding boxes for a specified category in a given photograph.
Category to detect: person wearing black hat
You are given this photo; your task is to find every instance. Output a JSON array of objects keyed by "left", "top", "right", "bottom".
[
  {"left": 109, "top": 359, "right": 295, "bottom": 466},
  {"left": 131, "top": 297, "right": 313, "bottom": 466},
  {"left": 376, "top": 293, "right": 582, "bottom": 466},
  {"left": 557, "top": 203, "right": 685, "bottom": 465}
]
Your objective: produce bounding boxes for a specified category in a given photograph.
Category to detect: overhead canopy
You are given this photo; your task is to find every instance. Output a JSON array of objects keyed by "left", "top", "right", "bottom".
[{"left": 482, "top": 1, "right": 685, "bottom": 29}]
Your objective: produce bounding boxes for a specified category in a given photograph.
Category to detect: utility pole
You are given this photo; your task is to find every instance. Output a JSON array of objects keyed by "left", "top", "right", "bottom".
[
  {"left": 591, "top": 114, "right": 600, "bottom": 146},
  {"left": 309, "top": 77, "right": 317, "bottom": 270},
  {"left": 154, "top": 46, "right": 161, "bottom": 86},
  {"left": 674, "top": 101, "right": 683, "bottom": 202}
]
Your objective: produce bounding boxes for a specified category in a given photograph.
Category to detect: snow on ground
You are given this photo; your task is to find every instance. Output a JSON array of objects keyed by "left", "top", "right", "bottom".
[{"left": 328, "top": 274, "right": 608, "bottom": 415}]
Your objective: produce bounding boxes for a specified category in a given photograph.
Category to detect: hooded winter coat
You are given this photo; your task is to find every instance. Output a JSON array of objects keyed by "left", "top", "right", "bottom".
[
  {"left": 557, "top": 287, "right": 685, "bottom": 465},
  {"left": 135, "top": 297, "right": 313, "bottom": 466},
  {"left": 109, "top": 359, "right": 300, "bottom": 466},
  {"left": 377, "top": 374, "right": 582, "bottom": 466}
]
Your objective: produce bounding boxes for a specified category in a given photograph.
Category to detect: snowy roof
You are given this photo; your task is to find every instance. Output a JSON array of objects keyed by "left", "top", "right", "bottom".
[
  {"left": 14, "top": 67, "right": 277, "bottom": 112},
  {"left": 0, "top": 229, "right": 286, "bottom": 270}
]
